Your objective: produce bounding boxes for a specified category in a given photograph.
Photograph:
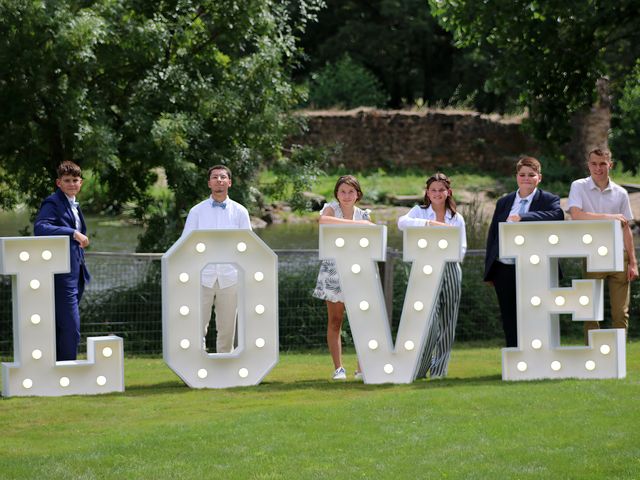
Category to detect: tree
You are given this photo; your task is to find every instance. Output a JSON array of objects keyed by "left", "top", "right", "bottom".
[
  {"left": 297, "top": 0, "right": 510, "bottom": 111},
  {"left": 611, "top": 60, "right": 640, "bottom": 173},
  {"left": 0, "top": 0, "right": 325, "bottom": 250},
  {"left": 307, "top": 54, "right": 388, "bottom": 108},
  {"left": 429, "top": 0, "right": 640, "bottom": 167}
]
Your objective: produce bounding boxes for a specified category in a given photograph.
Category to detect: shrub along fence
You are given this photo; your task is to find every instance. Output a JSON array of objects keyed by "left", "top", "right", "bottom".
[{"left": 1, "top": 249, "right": 637, "bottom": 360}]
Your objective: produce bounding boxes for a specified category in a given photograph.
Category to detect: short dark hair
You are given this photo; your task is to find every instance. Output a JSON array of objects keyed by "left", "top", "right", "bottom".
[
  {"left": 516, "top": 156, "right": 541, "bottom": 174},
  {"left": 57, "top": 161, "right": 82, "bottom": 178},
  {"left": 333, "top": 175, "right": 363, "bottom": 202},
  {"left": 207, "top": 165, "right": 232, "bottom": 180}
]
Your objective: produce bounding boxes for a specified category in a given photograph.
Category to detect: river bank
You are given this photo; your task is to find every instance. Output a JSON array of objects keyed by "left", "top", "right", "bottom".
[{"left": 3, "top": 189, "right": 640, "bottom": 252}]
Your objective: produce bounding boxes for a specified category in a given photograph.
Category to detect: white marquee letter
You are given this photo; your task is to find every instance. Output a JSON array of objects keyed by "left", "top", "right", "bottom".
[
  {"left": 500, "top": 220, "right": 625, "bottom": 380},
  {"left": 162, "top": 230, "right": 278, "bottom": 388},
  {"left": 319, "top": 225, "right": 463, "bottom": 384},
  {"left": 1, "top": 237, "right": 124, "bottom": 397}
]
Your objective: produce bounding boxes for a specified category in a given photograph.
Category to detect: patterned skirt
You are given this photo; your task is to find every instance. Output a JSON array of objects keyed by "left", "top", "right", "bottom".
[{"left": 312, "top": 259, "right": 344, "bottom": 303}]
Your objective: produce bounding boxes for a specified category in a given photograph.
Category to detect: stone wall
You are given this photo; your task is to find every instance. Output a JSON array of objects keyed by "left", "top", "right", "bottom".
[{"left": 289, "top": 108, "right": 541, "bottom": 175}]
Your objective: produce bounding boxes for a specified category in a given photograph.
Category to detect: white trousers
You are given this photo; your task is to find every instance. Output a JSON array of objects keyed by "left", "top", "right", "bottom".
[{"left": 201, "top": 281, "right": 238, "bottom": 353}]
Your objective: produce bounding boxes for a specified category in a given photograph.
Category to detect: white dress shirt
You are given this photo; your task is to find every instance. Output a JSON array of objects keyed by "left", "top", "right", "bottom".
[
  {"left": 567, "top": 176, "right": 633, "bottom": 219},
  {"left": 497, "top": 189, "right": 538, "bottom": 265},
  {"left": 182, "top": 196, "right": 252, "bottom": 288},
  {"left": 65, "top": 194, "right": 81, "bottom": 230},
  {"left": 397, "top": 205, "right": 467, "bottom": 258},
  {"left": 507, "top": 188, "right": 537, "bottom": 220}
]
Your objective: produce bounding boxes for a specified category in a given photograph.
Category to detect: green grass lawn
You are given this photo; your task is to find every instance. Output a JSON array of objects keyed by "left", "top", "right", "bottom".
[
  {"left": 260, "top": 164, "right": 640, "bottom": 207},
  {"left": 2, "top": 344, "right": 640, "bottom": 479},
  {"left": 260, "top": 169, "right": 501, "bottom": 206}
]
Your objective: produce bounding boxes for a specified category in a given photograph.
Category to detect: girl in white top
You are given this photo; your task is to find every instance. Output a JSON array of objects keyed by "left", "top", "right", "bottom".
[
  {"left": 313, "top": 175, "right": 373, "bottom": 380},
  {"left": 397, "top": 173, "right": 466, "bottom": 378}
]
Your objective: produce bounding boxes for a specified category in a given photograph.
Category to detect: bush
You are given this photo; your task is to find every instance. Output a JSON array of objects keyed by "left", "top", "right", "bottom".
[{"left": 307, "top": 54, "right": 388, "bottom": 109}]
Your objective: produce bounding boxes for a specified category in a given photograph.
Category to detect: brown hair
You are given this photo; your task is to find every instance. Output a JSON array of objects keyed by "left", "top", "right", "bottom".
[
  {"left": 333, "top": 175, "right": 363, "bottom": 202},
  {"left": 207, "top": 164, "right": 232, "bottom": 180},
  {"left": 516, "top": 156, "right": 541, "bottom": 174},
  {"left": 56, "top": 160, "right": 82, "bottom": 178},
  {"left": 587, "top": 146, "right": 612, "bottom": 161},
  {"left": 421, "top": 172, "right": 457, "bottom": 215}
]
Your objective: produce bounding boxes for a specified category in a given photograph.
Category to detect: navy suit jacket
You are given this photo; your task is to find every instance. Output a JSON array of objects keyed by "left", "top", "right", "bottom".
[
  {"left": 483, "top": 189, "right": 564, "bottom": 281},
  {"left": 34, "top": 188, "right": 91, "bottom": 285}
]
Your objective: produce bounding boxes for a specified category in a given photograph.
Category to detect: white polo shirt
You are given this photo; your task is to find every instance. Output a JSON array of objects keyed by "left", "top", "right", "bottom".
[
  {"left": 182, "top": 196, "right": 252, "bottom": 288},
  {"left": 567, "top": 177, "right": 633, "bottom": 220},
  {"left": 397, "top": 204, "right": 467, "bottom": 258}
]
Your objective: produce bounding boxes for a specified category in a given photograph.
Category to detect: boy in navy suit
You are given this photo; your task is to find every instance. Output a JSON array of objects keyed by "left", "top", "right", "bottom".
[
  {"left": 34, "top": 161, "right": 91, "bottom": 361},
  {"left": 484, "top": 156, "right": 564, "bottom": 347}
]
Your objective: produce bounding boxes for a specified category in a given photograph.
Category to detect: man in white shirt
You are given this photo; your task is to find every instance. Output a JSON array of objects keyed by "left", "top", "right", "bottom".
[
  {"left": 568, "top": 147, "right": 638, "bottom": 341},
  {"left": 182, "top": 165, "right": 252, "bottom": 353}
]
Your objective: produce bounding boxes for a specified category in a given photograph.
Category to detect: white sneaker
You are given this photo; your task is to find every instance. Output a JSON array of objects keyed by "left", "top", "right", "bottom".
[
  {"left": 354, "top": 371, "right": 363, "bottom": 380},
  {"left": 332, "top": 366, "right": 347, "bottom": 380}
]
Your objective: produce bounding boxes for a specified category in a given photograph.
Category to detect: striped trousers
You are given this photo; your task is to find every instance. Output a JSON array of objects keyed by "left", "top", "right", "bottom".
[{"left": 416, "top": 262, "right": 462, "bottom": 379}]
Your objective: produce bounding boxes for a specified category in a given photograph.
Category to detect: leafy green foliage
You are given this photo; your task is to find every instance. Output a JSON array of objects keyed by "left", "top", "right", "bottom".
[
  {"left": 611, "top": 60, "right": 640, "bottom": 173},
  {"left": 261, "top": 144, "right": 328, "bottom": 210},
  {"left": 297, "top": 0, "right": 512, "bottom": 111},
  {"left": 307, "top": 54, "right": 388, "bottom": 108},
  {"left": 429, "top": 0, "right": 640, "bottom": 148},
  {"left": 0, "top": 0, "right": 326, "bottom": 251}
]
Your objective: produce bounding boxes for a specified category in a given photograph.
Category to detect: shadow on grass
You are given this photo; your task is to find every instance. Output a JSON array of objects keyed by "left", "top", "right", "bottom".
[
  {"left": 123, "top": 380, "right": 195, "bottom": 395},
  {"left": 119, "top": 374, "right": 507, "bottom": 396},
  {"left": 254, "top": 373, "right": 507, "bottom": 393},
  {"left": 74, "top": 371, "right": 609, "bottom": 400}
]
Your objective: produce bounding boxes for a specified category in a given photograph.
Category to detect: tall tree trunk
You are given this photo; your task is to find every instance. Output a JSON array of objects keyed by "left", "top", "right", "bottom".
[{"left": 562, "top": 77, "right": 611, "bottom": 172}]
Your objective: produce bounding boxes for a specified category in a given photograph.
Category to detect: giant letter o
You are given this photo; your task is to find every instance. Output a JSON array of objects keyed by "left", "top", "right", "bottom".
[{"left": 162, "top": 230, "right": 278, "bottom": 388}]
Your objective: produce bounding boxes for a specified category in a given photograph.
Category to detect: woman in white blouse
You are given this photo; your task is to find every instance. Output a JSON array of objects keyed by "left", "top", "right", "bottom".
[{"left": 397, "top": 172, "right": 467, "bottom": 378}]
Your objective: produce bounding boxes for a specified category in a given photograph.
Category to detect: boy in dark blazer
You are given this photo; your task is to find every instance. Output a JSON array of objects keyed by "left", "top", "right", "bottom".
[
  {"left": 34, "top": 161, "right": 91, "bottom": 361},
  {"left": 484, "top": 156, "right": 564, "bottom": 347}
]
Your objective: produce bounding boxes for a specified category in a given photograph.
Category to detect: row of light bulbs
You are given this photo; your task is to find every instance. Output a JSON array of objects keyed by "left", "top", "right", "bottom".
[
  {"left": 513, "top": 233, "right": 608, "bottom": 256},
  {"left": 21, "top": 347, "right": 114, "bottom": 390},
  {"left": 334, "top": 236, "right": 450, "bottom": 250},
  {"left": 178, "top": 240, "right": 267, "bottom": 379},
  {"left": 514, "top": 341, "right": 612, "bottom": 373}
]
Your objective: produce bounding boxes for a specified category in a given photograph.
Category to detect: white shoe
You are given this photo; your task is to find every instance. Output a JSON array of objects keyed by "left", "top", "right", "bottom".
[
  {"left": 354, "top": 371, "right": 363, "bottom": 380},
  {"left": 332, "top": 366, "right": 347, "bottom": 380}
]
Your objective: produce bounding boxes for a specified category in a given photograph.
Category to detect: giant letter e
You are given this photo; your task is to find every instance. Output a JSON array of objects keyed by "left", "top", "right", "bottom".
[{"left": 500, "top": 220, "right": 626, "bottom": 380}]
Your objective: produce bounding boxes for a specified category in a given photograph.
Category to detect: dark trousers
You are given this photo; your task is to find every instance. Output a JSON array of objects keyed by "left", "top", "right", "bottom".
[
  {"left": 491, "top": 261, "right": 518, "bottom": 348},
  {"left": 54, "top": 270, "right": 85, "bottom": 361}
]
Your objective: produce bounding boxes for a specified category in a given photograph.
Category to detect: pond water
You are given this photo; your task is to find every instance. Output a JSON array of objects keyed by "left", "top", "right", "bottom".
[
  {"left": 0, "top": 208, "right": 144, "bottom": 252},
  {"left": 0, "top": 209, "right": 404, "bottom": 252}
]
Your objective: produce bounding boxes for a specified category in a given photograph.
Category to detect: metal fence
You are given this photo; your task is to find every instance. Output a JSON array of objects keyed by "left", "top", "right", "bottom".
[{"left": 1, "top": 249, "right": 637, "bottom": 360}]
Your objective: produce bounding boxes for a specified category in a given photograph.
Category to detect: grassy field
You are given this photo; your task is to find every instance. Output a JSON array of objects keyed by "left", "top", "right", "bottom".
[
  {"left": 260, "top": 168, "right": 501, "bottom": 205},
  {"left": 260, "top": 164, "right": 640, "bottom": 207},
  {"left": 1, "top": 344, "right": 640, "bottom": 479}
]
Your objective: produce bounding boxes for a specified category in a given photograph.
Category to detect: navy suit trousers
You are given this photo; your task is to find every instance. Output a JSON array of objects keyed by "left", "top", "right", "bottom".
[{"left": 54, "top": 271, "right": 85, "bottom": 361}]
